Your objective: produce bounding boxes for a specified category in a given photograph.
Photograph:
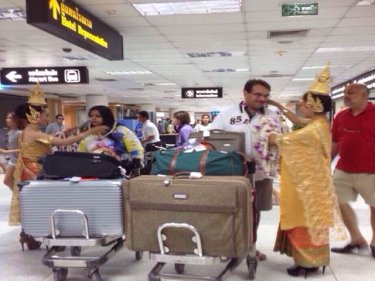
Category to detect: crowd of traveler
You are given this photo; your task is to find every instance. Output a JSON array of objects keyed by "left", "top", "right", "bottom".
[{"left": 1, "top": 65, "right": 374, "bottom": 278}]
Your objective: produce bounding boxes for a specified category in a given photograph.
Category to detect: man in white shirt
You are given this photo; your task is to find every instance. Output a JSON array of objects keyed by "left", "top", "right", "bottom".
[
  {"left": 211, "top": 79, "right": 281, "bottom": 261},
  {"left": 137, "top": 111, "right": 161, "bottom": 151}
]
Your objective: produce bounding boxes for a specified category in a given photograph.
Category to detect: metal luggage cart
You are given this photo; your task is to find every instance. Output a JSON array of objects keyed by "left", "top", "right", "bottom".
[
  {"left": 148, "top": 223, "right": 257, "bottom": 281},
  {"left": 43, "top": 209, "right": 143, "bottom": 281}
]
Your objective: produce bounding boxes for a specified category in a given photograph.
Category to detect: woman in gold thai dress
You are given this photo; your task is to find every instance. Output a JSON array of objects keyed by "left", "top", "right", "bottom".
[
  {"left": 268, "top": 66, "right": 343, "bottom": 277},
  {"left": 9, "top": 84, "right": 108, "bottom": 251}
]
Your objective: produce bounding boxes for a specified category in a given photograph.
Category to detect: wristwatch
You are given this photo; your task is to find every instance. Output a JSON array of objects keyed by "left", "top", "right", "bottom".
[{"left": 281, "top": 107, "right": 289, "bottom": 114}]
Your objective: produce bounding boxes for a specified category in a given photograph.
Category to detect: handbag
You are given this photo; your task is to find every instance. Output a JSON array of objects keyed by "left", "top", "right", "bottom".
[{"left": 150, "top": 148, "right": 247, "bottom": 176}]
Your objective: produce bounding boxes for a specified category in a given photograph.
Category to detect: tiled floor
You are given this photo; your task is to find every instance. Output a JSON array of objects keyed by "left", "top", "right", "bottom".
[{"left": 0, "top": 174, "right": 373, "bottom": 281}]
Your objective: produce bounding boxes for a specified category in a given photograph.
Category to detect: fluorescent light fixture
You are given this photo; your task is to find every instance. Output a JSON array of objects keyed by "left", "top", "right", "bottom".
[
  {"left": 302, "top": 66, "right": 326, "bottom": 70},
  {"left": 154, "top": 82, "right": 177, "bottom": 86},
  {"left": 203, "top": 68, "right": 249, "bottom": 73},
  {"left": 356, "top": 0, "right": 375, "bottom": 6},
  {"left": 292, "top": 78, "right": 314, "bottom": 81},
  {"left": 133, "top": 0, "right": 241, "bottom": 16},
  {"left": 106, "top": 71, "right": 152, "bottom": 75},
  {"left": 0, "top": 8, "right": 26, "bottom": 20},
  {"left": 302, "top": 65, "right": 352, "bottom": 70},
  {"left": 316, "top": 46, "right": 375, "bottom": 53}
]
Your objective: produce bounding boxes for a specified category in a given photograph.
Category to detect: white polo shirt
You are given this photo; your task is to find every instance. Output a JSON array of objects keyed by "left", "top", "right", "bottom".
[
  {"left": 211, "top": 101, "right": 281, "bottom": 180},
  {"left": 141, "top": 120, "right": 160, "bottom": 146}
]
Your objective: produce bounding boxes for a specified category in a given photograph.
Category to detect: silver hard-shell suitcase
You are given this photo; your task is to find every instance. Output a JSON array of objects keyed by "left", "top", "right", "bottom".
[{"left": 19, "top": 179, "right": 124, "bottom": 238}]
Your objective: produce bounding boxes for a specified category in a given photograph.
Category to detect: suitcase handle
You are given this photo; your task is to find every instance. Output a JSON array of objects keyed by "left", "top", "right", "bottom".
[
  {"left": 157, "top": 223, "right": 203, "bottom": 257},
  {"left": 51, "top": 209, "right": 90, "bottom": 239}
]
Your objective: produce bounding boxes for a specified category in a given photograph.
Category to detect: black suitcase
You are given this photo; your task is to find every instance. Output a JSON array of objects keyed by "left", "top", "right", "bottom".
[{"left": 42, "top": 151, "right": 121, "bottom": 179}]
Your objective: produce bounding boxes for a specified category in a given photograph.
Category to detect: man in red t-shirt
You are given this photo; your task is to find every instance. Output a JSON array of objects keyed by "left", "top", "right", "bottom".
[{"left": 331, "top": 83, "right": 375, "bottom": 258}]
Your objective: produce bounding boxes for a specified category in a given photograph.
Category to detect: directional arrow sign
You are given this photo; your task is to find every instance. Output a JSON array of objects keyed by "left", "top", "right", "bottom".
[
  {"left": 0, "top": 66, "right": 89, "bottom": 85},
  {"left": 27, "top": 0, "right": 123, "bottom": 60},
  {"left": 49, "top": 0, "right": 60, "bottom": 21},
  {"left": 5, "top": 71, "right": 22, "bottom": 82}
]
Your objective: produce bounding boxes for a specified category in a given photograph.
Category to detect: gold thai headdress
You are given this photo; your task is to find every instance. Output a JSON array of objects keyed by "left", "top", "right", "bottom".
[
  {"left": 26, "top": 83, "right": 47, "bottom": 124},
  {"left": 305, "top": 63, "right": 331, "bottom": 113}
]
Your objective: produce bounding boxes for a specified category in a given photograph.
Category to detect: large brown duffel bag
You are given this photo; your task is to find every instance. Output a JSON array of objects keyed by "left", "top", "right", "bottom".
[{"left": 124, "top": 175, "right": 253, "bottom": 258}]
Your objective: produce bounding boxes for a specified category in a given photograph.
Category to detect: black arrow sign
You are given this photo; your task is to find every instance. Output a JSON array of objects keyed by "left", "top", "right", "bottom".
[{"left": 0, "top": 66, "right": 89, "bottom": 85}]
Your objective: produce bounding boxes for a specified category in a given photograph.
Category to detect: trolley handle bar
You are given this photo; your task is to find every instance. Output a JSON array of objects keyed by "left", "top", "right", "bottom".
[
  {"left": 51, "top": 209, "right": 89, "bottom": 239},
  {"left": 157, "top": 222, "right": 203, "bottom": 257}
]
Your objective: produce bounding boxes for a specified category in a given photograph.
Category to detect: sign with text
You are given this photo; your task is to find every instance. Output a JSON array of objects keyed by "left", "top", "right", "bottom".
[
  {"left": 0, "top": 66, "right": 89, "bottom": 85},
  {"left": 282, "top": 3, "right": 318, "bottom": 17},
  {"left": 181, "top": 87, "right": 223, "bottom": 99},
  {"left": 331, "top": 69, "right": 375, "bottom": 99},
  {"left": 26, "top": 0, "right": 123, "bottom": 60}
]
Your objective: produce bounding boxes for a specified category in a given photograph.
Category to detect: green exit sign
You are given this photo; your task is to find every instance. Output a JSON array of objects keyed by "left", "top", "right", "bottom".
[{"left": 282, "top": 3, "right": 318, "bottom": 17}]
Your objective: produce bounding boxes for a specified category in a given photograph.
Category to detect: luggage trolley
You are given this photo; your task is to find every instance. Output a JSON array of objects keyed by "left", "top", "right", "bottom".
[
  {"left": 148, "top": 222, "right": 257, "bottom": 281},
  {"left": 42, "top": 209, "right": 130, "bottom": 281},
  {"left": 143, "top": 130, "right": 258, "bottom": 280},
  {"left": 19, "top": 179, "right": 143, "bottom": 281},
  {"left": 147, "top": 167, "right": 258, "bottom": 281}
]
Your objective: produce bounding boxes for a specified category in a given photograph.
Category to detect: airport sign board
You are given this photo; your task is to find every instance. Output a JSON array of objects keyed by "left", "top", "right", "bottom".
[
  {"left": 282, "top": 3, "right": 318, "bottom": 17},
  {"left": 26, "top": 0, "right": 123, "bottom": 60},
  {"left": 181, "top": 87, "right": 223, "bottom": 99},
  {"left": 331, "top": 69, "right": 375, "bottom": 99},
  {"left": 0, "top": 66, "right": 89, "bottom": 85}
]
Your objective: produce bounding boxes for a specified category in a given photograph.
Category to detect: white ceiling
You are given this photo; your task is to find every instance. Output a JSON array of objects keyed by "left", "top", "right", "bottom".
[{"left": 0, "top": 0, "right": 374, "bottom": 111}]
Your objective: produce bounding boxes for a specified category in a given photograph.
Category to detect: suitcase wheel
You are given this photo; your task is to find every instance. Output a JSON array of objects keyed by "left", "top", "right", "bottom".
[
  {"left": 175, "top": 263, "right": 185, "bottom": 274},
  {"left": 53, "top": 268, "right": 68, "bottom": 281},
  {"left": 135, "top": 251, "right": 143, "bottom": 260},
  {"left": 71, "top": 246, "right": 81, "bottom": 257},
  {"left": 246, "top": 255, "right": 257, "bottom": 280}
]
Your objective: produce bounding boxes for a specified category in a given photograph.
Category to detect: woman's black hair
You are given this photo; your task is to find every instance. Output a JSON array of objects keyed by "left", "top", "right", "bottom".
[
  {"left": 88, "top": 105, "right": 127, "bottom": 155},
  {"left": 303, "top": 92, "right": 332, "bottom": 113},
  {"left": 88, "top": 105, "right": 115, "bottom": 128},
  {"left": 14, "top": 103, "right": 46, "bottom": 128}
]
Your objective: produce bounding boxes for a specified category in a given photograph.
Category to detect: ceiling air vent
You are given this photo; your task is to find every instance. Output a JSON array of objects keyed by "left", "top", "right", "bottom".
[
  {"left": 268, "top": 29, "right": 310, "bottom": 38},
  {"left": 63, "top": 55, "right": 98, "bottom": 61},
  {"left": 127, "top": 88, "right": 144, "bottom": 91},
  {"left": 262, "top": 74, "right": 291, "bottom": 78},
  {"left": 95, "top": 78, "right": 116, "bottom": 82}
]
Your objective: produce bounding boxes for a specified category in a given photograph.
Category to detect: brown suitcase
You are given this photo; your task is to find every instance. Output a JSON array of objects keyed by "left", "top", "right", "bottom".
[
  {"left": 124, "top": 175, "right": 253, "bottom": 258},
  {"left": 189, "top": 129, "right": 245, "bottom": 154}
]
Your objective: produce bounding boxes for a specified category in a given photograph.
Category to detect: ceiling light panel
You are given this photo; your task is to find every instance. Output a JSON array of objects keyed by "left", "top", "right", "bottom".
[
  {"left": 316, "top": 46, "right": 375, "bottom": 53},
  {"left": 106, "top": 71, "right": 152, "bottom": 75},
  {"left": 356, "top": 0, "right": 375, "bottom": 6},
  {"left": 133, "top": 0, "right": 242, "bottom": 16},
  {"left": 0, "top": 8, "right": 26, "bottom": 20}
]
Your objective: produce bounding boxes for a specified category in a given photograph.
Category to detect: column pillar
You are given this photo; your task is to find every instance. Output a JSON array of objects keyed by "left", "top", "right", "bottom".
[{"left": 85, "top": 95, "right": 109, "bottom": 113}]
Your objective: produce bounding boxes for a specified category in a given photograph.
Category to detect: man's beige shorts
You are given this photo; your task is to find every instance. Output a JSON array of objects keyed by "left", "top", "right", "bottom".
[{"left": 333, "top": 169, "right": 375, "bottom": 206}]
